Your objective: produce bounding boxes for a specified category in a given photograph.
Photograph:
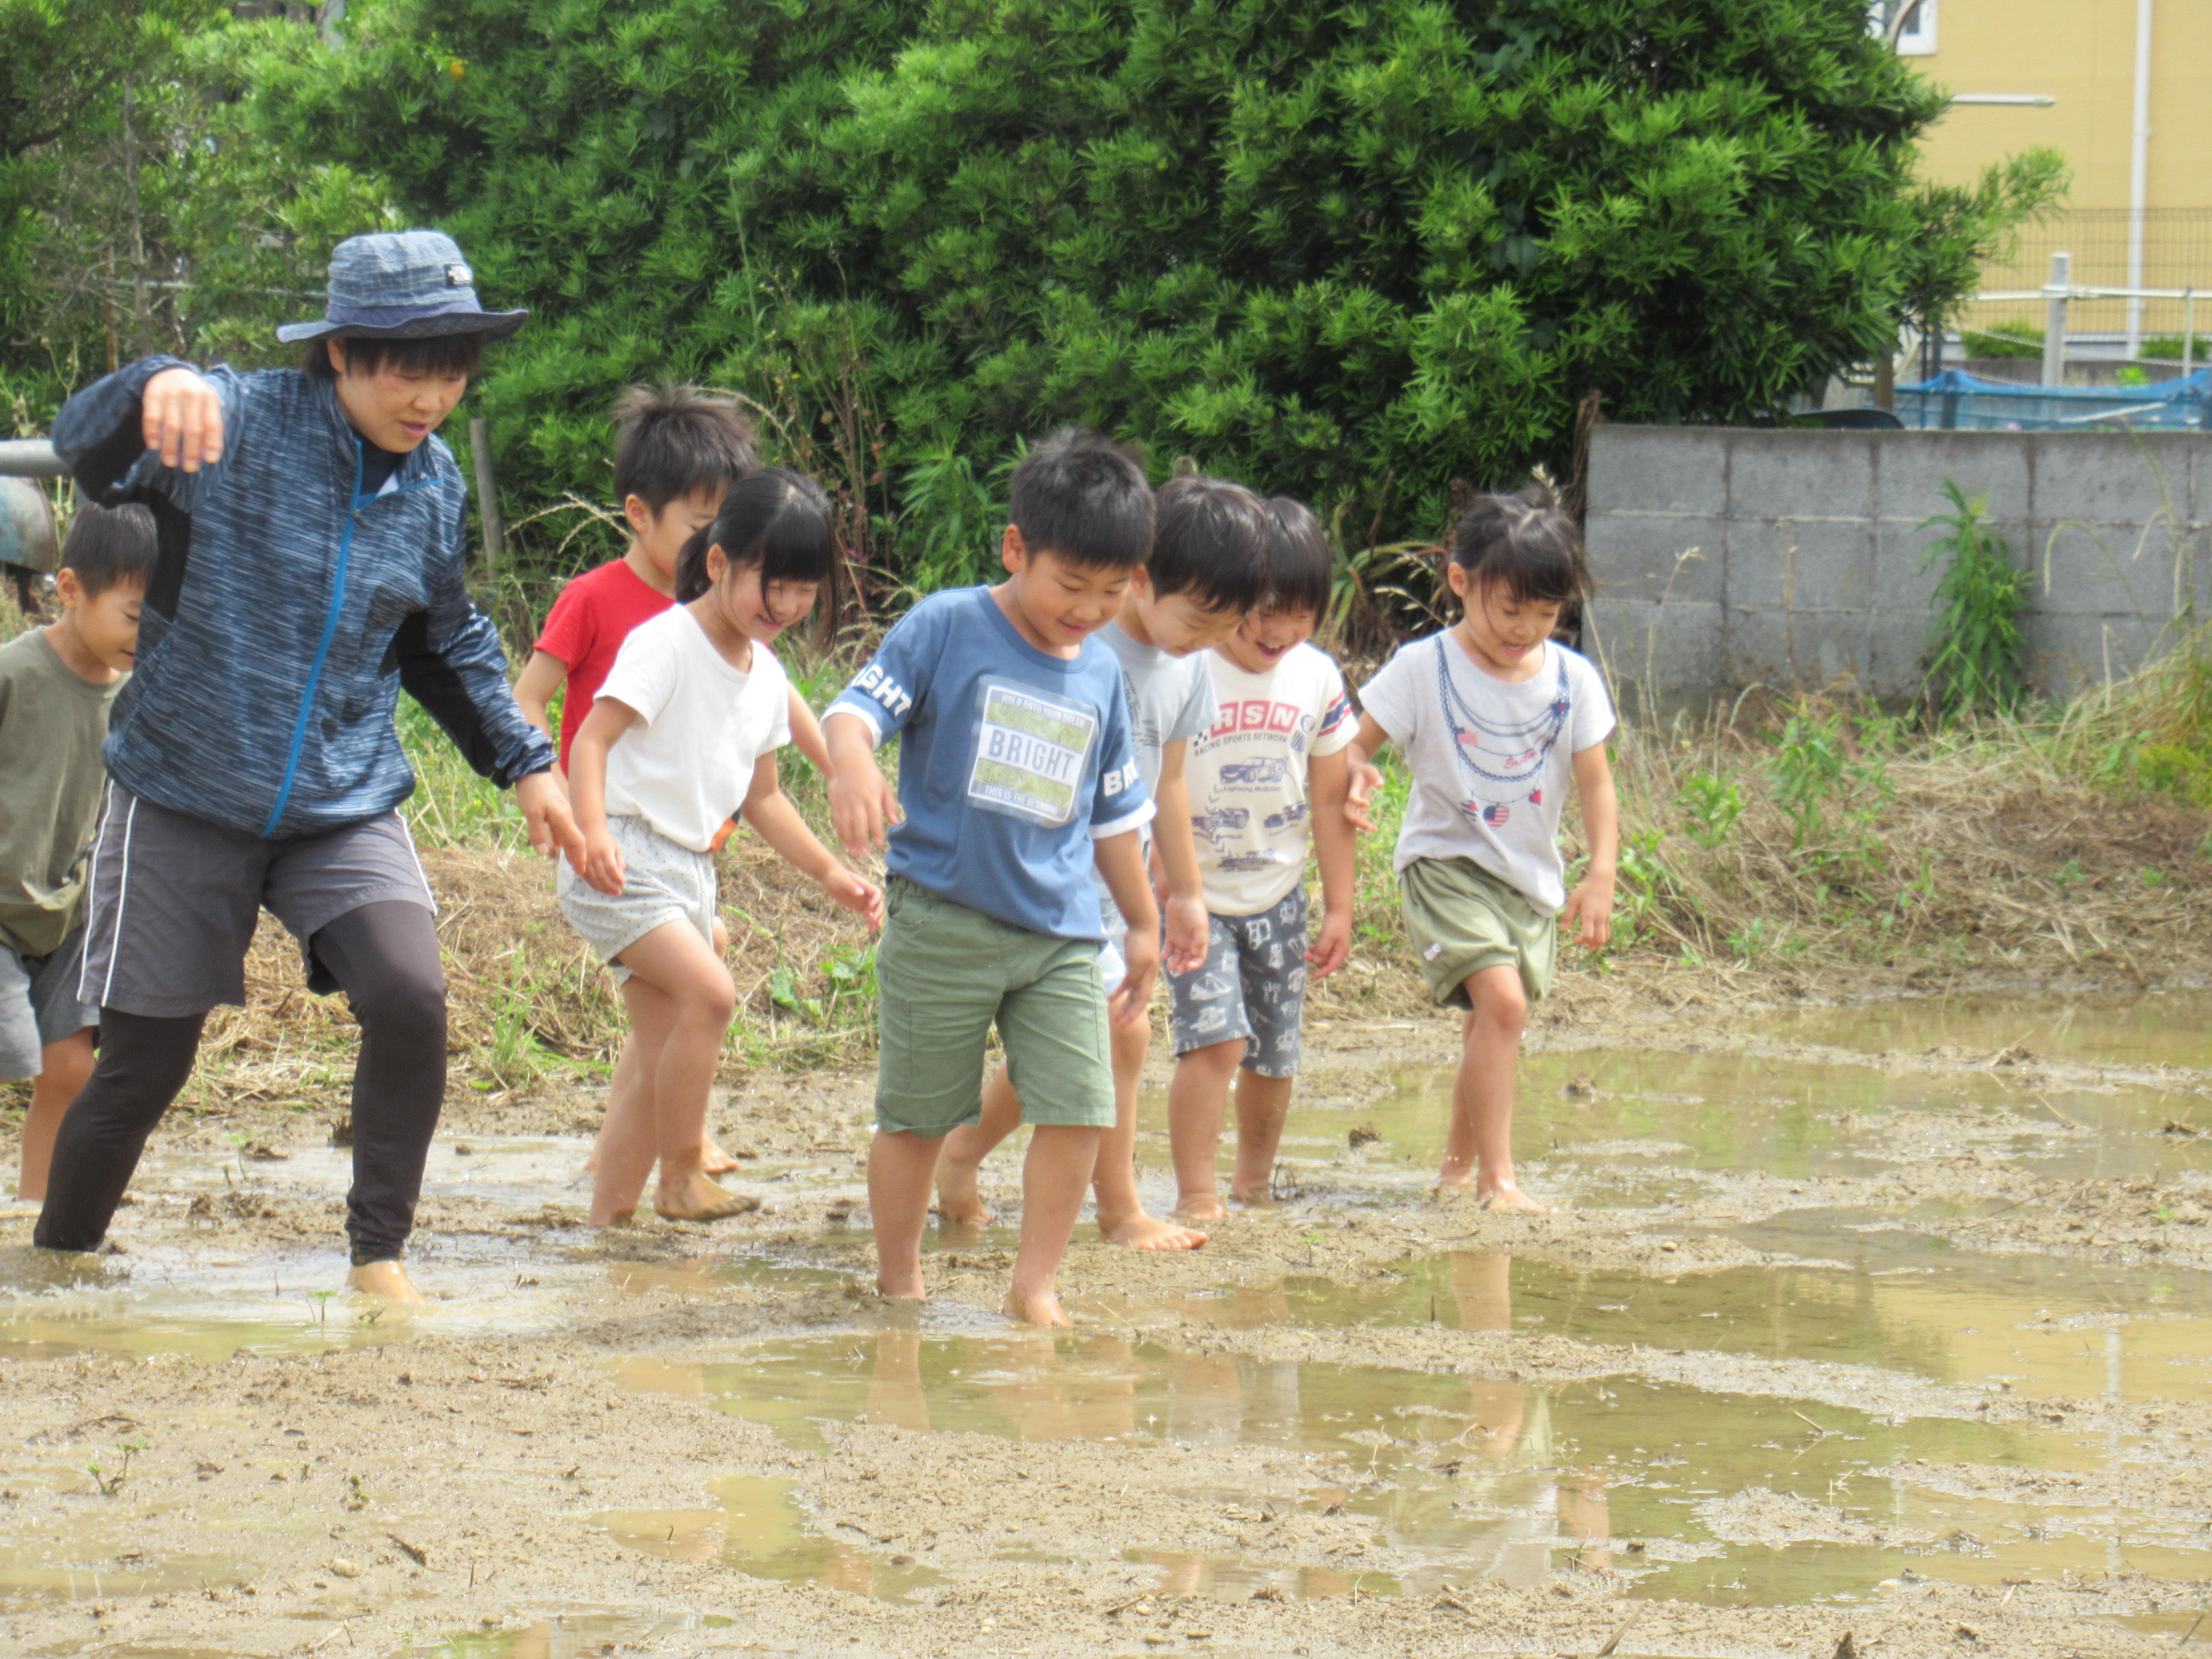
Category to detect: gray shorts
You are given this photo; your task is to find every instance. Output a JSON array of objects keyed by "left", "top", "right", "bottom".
[
  {"left": 1166, "top": 885, "right": 1310, "bottom": 1078},
  {"left": 77, "top": 783, "right": 437, "bottom": 1018},
  {"left": 556, "top": 814, "right": 715, "bottom": 984},
  {"left": 0, "top": 926, "right": 98, "bottom": 1079}
]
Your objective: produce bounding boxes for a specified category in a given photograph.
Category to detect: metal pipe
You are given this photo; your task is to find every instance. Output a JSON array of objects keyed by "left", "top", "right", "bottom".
[
  {"left": 2042, "top": 252, "right": 2070, "bottom": 389},
  {"left": 2128, "top": 0, "right": 2154, "bottom": 357},
  {"left": 0, "top": 440, "right": 63, "bottom": 478}
]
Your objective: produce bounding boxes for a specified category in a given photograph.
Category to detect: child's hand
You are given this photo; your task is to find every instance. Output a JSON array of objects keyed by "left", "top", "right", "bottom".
[
  {"left": 1305, "top": 906, "right": 1353, "bottom": 979},
  {"left": 1108, "top": 928, "right": 1160, "bottom": 1028},
  {"left": 141, "top": 366, "right": 225, "bottom": 472},
  {"left": 581, "top": 827, "right": 627, "bottom": 897},
  {"left": 1343, "top": 761, "right": 1385, "bottom": 832},
  {"left": 828, "top": 756, "right": 900, "bottom": 857},
  {"left": 1162, "top": 892, "right": 1209, "bottom": 975},
  {"left": 1561, "top": 871, "right": 1615, "bottom": 952},
  {"left": 822, "top": 863, "right": 886, "bottom": 931}
]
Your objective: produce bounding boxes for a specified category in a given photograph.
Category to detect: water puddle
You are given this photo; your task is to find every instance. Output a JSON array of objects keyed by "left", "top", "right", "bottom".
[
  {"left": 1771, "top": 988, "right": 2212, "bottom": 1073},
  {"left": 591, "top": 1474, "right": 939, "bottom": 1602},
  {"left": 621, "top": 1324, "right": 2210, "bottom": 1609}
]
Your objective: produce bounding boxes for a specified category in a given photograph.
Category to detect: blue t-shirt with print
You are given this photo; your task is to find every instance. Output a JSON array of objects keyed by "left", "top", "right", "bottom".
[{"left": 827, "top": 586, "right": 1154, "bottom": 940}]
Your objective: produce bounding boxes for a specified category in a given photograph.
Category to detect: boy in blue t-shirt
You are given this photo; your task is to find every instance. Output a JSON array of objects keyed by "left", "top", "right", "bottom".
[{"left": 827, "top": 429, "right": 1159, "bottom": 1327}]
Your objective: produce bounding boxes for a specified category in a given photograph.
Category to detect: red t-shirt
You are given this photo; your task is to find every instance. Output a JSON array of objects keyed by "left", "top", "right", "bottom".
[{"left": 535, "top": 559, "right": 675, "bottom": 773}]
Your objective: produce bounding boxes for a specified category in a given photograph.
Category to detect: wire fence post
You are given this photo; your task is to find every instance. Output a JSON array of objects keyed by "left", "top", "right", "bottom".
[
  {"left": 469, "top": 415, "right": 503, "bottom": 584},
  {"left": 2040, "top": 251, "right": 2070, "bottom": 389}
]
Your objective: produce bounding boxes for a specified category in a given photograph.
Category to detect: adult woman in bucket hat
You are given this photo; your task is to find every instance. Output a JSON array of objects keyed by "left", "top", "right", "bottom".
[{"left": 36, "top": 230, "right": 581, "bottom": 1301}]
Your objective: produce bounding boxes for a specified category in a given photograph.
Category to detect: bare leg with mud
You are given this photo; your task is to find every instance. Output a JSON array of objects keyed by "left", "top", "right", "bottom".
[
  {"left": 587, "top": 914, "right": 738, "bottom": 1182},
  {"left": 1004, "top": 1123, "right": 1102, "bottom": 1327},
  {"left": 15, "top": 1030, "right": 93, "bottom": 1203},
  {"left": 1093, "top": 1013, "right": 1205, "bottom": 1249},
  {"left": 870, "top": 1129, "right": 946, "bottom": 1299},
  {"left": 593, "top": 921, "right": 746, "bottom": 1224},
  {"left": 936, "top": 1070, "right": 1020, "bottom": 1228},
  {"left": 1167, "top": 1035, "right": 1245, "bottom": 1220},
  {"left": 1441, "top": 963, "right": 1545, "bottom": 1211},
  {"left": 1228, "top": 1068, "right": 1295, "bottom": 1204}
]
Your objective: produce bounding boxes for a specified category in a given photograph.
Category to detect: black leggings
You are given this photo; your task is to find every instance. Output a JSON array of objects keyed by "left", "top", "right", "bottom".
[{"left": 35, "top": 901, "right": 447, "bottom": 1266}]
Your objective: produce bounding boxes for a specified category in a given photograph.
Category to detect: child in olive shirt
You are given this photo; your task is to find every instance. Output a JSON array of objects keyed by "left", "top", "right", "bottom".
[{"left": 2, "top": 505, "right": 153, "bottom": 1200}]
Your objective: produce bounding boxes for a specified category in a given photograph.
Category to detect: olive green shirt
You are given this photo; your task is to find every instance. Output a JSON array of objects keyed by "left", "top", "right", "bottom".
[{"left": 0, "top": 628, "right": 122, "bottom": 958}]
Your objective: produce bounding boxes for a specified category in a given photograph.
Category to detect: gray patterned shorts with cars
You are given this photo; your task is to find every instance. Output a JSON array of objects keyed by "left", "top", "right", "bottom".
[{"left": 1165, "top": 885, "right": 1310, "bottom": 1078}]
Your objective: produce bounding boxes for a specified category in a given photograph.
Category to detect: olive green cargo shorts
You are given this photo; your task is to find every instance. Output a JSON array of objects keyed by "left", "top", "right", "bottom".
[
  {"left": 1398, "top": 856, "right": 1556, "bottom": 1010},
  {"left": 872, "top": 875, "right": 1115, "bottom": 1139}
]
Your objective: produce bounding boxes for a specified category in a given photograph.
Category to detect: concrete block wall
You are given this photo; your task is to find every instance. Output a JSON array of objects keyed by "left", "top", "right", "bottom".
[{"left": 1584, "top": 425, "right": 2212, "bottom": 712}]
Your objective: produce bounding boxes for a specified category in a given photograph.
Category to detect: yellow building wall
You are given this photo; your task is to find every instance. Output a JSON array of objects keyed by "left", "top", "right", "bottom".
[{"left": 1907, "top": 0, "right": 2212, "bottom": 215}]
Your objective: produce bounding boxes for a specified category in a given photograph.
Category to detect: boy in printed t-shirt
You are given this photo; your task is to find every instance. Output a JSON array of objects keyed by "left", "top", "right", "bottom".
[
  {"left": 934, "top": 473, "right": 1272, "bottom": 1252},
  {"left": 825, "top": 429, "right": 1160, "bottom": 1327},
  {"left": 1166, "top": 498, "right": 1358, "bottom": 1215},
  {"left": 2, "top": 505, "right": 154, "bottom": 1201}
]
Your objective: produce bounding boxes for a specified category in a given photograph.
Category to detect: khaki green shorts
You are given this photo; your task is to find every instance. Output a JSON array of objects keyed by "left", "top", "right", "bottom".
[
  {"left": 872, "top": 875, "right": 1115, "bottom": 1138},
  {"left": 1399, "top": 856, "right": 1556, "bottom": 1009}
]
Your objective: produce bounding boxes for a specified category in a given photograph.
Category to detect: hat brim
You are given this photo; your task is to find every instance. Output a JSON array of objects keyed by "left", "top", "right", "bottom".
[{"left": 277, "top": 308, "right": 529, "bottom": 345}]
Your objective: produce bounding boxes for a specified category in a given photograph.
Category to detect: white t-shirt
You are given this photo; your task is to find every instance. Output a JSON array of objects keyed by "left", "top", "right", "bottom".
[
  {"left": 1357, "top": 632, "right": 1615, "bottom": 914},
  {"left": 1186, "top": 643, "right": 1357, "bottom": 915},
  {"left": 1093, "top": 620, "right": 1216, "bottom": 930},
  {"left": 596, "top": 606, "right": 793, "bottom": 853}
]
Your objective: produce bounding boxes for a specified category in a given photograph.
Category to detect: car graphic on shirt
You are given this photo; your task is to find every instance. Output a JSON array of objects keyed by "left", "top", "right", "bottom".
[
  {"left": 1191, "top": 805, "right": 1251, "bottom": 844},
  {"left": 1216, "top": 852, "right": 1278, "bottom": 873},
  {"left": 1217, "top": 757, "right": 1292, "bottom": 788},
  {"left": 1262, "top": 801, "right": 1309, "bottom": 833}
]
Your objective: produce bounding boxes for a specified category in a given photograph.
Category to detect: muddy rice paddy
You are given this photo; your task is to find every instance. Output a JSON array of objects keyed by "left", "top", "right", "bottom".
[{"left": 3, "top": 984, "right": 2210, "bottom": 1657}]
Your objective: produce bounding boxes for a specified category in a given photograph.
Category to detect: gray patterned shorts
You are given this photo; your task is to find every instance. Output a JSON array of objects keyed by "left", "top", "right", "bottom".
[
  {"left": 1165, "top": 885, "right": 1309, "bottom": 1078},
  {"left": 557, "top": 814, "right": 716, "bottom": 984}
]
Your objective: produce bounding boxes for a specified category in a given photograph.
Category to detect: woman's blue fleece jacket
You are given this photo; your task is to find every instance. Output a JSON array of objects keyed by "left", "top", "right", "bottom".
[{"left": 53, "top": 355, "right": 554, "bottom": 838}]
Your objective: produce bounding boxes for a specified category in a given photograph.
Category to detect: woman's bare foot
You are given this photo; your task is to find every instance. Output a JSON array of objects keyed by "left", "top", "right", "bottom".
[
  {"left": 653, "top": 1170, "right": 759, "bottom": 1223},
  {"left": 1100, "top": 1210, "right": 1208, "bottom": 1251},
  {"left": 1003, "top": 1286, "right": 1073, "bottom": 1327},
  {"left": 1176, "top": 1193, "right": 1230, "bottom": 1223},
  {"left": 345, "top": 1260, "right": 424, "bottom": 1303},
  {"left": 933, "top": 1161, "right": 993, "bottom": 1228}
]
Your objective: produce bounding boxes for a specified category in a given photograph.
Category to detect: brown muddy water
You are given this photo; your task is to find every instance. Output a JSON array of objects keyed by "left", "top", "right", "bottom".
[{"left": 1, "top": 992, "right": 2209, "bottom": 1657}]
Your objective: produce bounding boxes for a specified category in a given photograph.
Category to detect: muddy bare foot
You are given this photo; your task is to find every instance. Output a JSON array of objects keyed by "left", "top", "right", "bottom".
[
  {"left": 599, "top": 1208, "right": 637, "bottom": 1228},
  {"left": 701, "top": 1138, "right": 741, "bottom": 1176},
  {"left": 875, "top": 1268, "right": 927, "bottom": 1301},
  {"left": 1101, "top": 1210, "right": 1208, "bottom": 1250},
  {"left": 1227, "top": 1184, "right": 1276, "bottom": 1210},
  {"left": 1476, "top": 1180, "right": 1550, "bottom": 1214},
  {"left": 653, "top": 1172, "right": 759, "bottom": 1223},
  {"left": 1176, "top": 1193, "right": 1230, "bottom": 1223},
  {"left": 344, "top": 1260, "right": 424, "bottom": 1303},
  {"left": 932, "top": 1162, "right": 993, "bottom": 1228},
  {"left": 1003, "top": 1285, "right": 1074, "bottom": 1327}
]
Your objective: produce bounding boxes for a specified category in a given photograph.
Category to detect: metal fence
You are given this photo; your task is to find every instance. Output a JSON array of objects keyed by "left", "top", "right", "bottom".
[{"left": 1962, "top": 207, "right": 2212, "bottom": 349}]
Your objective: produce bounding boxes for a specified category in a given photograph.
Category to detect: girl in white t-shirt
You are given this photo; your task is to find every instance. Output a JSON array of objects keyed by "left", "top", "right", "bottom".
[
  {"left": 562, "top": 469, "right": 883, "bottom": 1226},
  {"left": 1345, "top": 479, "right": 1618, "bottom": 1211}
]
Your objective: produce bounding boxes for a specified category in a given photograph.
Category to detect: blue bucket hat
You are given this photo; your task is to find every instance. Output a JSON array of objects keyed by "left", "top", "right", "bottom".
[{"left": 276, "top": 230, "right": 528, "bottom": 344}]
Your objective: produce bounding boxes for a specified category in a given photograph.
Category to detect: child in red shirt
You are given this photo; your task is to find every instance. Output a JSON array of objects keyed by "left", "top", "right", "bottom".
[{"left": 515, "top": 386, "right": 830, "bottom": 1182}]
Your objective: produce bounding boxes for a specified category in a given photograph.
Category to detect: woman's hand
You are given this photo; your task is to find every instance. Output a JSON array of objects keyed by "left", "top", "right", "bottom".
[{"left": 141, "top": 367, "right": 225, "bottom": 473}]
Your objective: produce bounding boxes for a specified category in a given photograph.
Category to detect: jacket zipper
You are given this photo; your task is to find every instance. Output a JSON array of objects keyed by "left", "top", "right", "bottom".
[{"left": 259, "top": 442, "right": 371, "bottom": 836}]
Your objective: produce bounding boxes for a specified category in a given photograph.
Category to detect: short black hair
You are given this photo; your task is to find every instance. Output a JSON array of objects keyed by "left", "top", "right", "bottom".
[
  {"left": 1261, "top": 496, "right": 1332, "bottom": 617},
  {"left": 1449, "top": 476, "right": 1589, "bottom": 605},
  {"left": 59, "top": 501, "right": 155, "bottom": 597},
  {"left": 1007, "top": 427, "right": 1153, "bottom": 572},
  {"left": 1149, "top": 474, "right": 1271, "bottom": 614},
  {"left": 611, "top": 384, "right": 758, "bottom": 514},
  {"left": 300, "top": 332, "right": 486, "bottom": 383},
  {"left": 675, "top": 467, "right": 840, "bottom": 606}
]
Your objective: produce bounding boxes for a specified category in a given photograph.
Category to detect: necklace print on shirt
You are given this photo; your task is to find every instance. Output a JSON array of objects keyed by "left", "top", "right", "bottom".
[{"left": 1434, "top": 635, "right": 1571, "bottom": 830}]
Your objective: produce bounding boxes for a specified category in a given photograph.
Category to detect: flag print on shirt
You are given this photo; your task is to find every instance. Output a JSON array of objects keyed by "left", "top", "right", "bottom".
[{"left": 1441, "top": 638, "right": 1570, "bottom": 830}]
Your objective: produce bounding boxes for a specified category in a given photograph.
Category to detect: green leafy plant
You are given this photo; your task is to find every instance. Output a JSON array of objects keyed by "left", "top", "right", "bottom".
[
  {"left": 86, "top": 1438, "right": 143, "bottom": 1497},
  {"left": 1674, "top": 771, "right": 1745, "bottom": 850},
  {"left": 1918, "top": 480, "right": 2029, "bottom": 721}
]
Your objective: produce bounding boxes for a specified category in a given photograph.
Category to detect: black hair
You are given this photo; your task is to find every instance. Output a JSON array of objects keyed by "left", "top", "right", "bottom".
[
  {"left": 300, "top": 332, "right": 487, "bottom": 382},
  {"left": 674, "top": 467, "right": 839, "bottom": 606},
  {"left": 59, "top": 501, "right": 156, "bottom": 597},
  {"left": 1007, "top": 427, "right": 1153, "bottom": 572},
  {"left": 611, "top": 384, "right": 758, "bottom": 513},
  {"left": 1148, "top": 474, "right": 1271, "bottom": 613},
  {"left": 1260, "top": 495, "right": 1332, "bottom": 617},
  {"left": 1448, "top": 477, "right": 1588, "bottom": 606}
]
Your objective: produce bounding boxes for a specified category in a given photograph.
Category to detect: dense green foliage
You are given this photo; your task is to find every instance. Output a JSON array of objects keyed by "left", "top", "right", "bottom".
[
  {"left": 3, "top": 0, "right": 2061, "bottom": 588},
  {"left": 1918, "top": 479, "right": 2028, "bottom": 721}
]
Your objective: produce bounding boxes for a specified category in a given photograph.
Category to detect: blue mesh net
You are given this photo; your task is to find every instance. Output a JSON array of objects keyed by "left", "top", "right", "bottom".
[{"left": 1896, "top": 367, "right": 2212, "bottom": 431}]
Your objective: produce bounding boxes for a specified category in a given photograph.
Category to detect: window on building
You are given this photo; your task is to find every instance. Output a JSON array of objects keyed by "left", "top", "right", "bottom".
[{"left": 1880, "top": 0, "right": 1937, "bottom": 54}]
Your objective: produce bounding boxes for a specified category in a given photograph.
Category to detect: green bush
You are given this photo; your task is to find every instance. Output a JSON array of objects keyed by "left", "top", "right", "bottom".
[{"left": 242, "top": 0, "right": 1962, "bottom": 574}]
